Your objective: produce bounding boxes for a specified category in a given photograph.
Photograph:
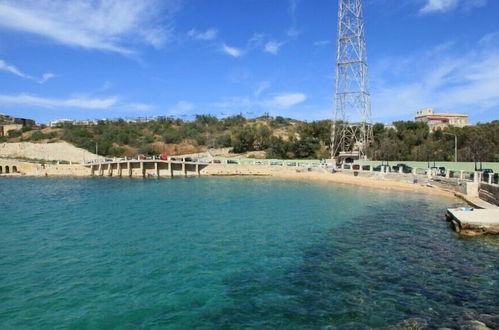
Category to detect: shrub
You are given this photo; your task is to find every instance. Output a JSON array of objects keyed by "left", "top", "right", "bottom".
[
  {"left": 214, "top": 134, "right": 232, "bottom": 148},
  {"left": 162, "top": 129, "right": 182, "bottom": 144},
  {"left": 7, "top": 129, "right": 22, "bottom": 138},
  {"left": 29, "top": 131, "right": 57, "bottom": 141},
  {"left": 139, "top": 145, "right": 156, "bottom": 156},
  {"left": 195, "top": 135, "right": 207, "bottom": 146}
]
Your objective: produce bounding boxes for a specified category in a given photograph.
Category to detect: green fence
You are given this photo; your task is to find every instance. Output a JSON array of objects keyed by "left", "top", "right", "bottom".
[
  {"left": 212, "top": 157, "right": 321, "bottom": 166},
  {"left": 354, "top": 160, "right": 499, "bottom": 172},
  {"left": 212, "top": 157, "right": 499, "bottom": 172}
]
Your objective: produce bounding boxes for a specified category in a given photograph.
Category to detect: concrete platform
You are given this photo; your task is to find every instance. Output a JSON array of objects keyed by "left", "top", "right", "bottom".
[{"left": 446, "top": 208, "right": 499, "bottom": 235}]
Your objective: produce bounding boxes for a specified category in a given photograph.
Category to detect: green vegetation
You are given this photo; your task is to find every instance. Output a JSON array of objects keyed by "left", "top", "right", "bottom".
[
  {"left": 7, "top": 129, "right": 22, "bottom": 138},
  {"left": 368, "top": 121, "right": 498, "bottom": 163},
  {"left": 6, "top": 116, "right": 498, "bottom": 162},
  {"left": 29, "top": 131, "right": 58, "bottom": 141}
]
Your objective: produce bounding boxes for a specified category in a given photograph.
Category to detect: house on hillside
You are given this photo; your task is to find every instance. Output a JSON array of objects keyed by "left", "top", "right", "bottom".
[{"left": 415, "top": 108, "right": 469, "bottom": 131}]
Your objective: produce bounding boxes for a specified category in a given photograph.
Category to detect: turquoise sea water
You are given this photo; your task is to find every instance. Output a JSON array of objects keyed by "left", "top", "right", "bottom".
[{"left": 0, "top": 177, "right": 498, "bottom": 329}]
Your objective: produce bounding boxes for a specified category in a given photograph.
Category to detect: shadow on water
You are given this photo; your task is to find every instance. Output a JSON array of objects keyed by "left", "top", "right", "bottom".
[{"left": 207, "top": 201, "right": 499, "bottom": 329}]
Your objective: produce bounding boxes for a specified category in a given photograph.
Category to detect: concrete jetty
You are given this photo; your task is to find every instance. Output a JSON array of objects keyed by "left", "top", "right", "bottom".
[
  {"left": 446, "top": 208, "right": 499, "bottom": 235},
  {"left": 447, "top": 192, "right": 499, "bottom": 235}
]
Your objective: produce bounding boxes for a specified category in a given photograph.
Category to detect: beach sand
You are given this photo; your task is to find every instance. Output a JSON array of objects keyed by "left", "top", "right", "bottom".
[
  {"left": 269, "top": 170, "right": 459, "bottom": 200},
  {"left": 1, "top": 158, "right": 460, "bottom": 201}
]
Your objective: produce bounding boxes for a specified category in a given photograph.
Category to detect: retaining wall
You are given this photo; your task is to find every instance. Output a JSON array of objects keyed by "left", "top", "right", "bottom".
[{"left": 479, "top": 183, "right": 499, "bottom": 206}]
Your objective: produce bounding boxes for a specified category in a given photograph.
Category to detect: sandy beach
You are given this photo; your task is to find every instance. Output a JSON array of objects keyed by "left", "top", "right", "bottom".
[
  {"left": 270, "top": 170, "right": 459, "bottom": 200},
  {"left": 0, "top": 158, "right": 460, "bottom": 201},
  {"left": 201, "top": 163, "right": 460, "bottom": 200}
]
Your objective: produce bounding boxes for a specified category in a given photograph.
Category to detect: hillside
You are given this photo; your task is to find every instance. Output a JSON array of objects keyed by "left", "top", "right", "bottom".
[
  {"left": 0, "top": 142, "right": 104, "bottom": 163},
  {"left": 1, "top": 115, "right": 497, "bottom": 162}
]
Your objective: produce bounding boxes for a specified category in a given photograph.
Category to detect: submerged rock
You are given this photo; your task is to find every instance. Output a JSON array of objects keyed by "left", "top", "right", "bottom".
[
  {"left": 459, "top": 320, "right": 492, "bottom": 330},
  {"left": 330, "top": 322, "right": 370, "bottom": 329},
  {"left": 477, "top": 314, "right": 499, "bottom": 329},
  {"left": 386, "top": 318, "right": 428, "bottom": 330}
]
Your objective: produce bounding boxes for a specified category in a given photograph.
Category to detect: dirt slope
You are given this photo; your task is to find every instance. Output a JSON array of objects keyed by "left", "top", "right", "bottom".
[{"left": 0, "top": 142, "right": 104, "bottom": 163}]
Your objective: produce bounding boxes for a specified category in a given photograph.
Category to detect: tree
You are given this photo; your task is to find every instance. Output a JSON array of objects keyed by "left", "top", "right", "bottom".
[
  {"left": 231, "top": 126, "right": 256, "bottom": 153},
  {"left": 291, "top": 136, "right": 320, "bottom": 159},
  {"left": 213, "top": 134, "right": 232, "bottom": 148},
  {"left": 254, "top": 125, "right": 272, "bottom": 150},
  {"left": 266, "top": 137, "right": 290, "bottom": 159}
]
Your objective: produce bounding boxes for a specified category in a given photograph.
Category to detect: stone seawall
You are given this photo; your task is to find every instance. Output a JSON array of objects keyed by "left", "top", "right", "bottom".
[
  {"left": 42, "top": 164, "right": 92, "bottom": 176},
  {"left": 0, "top": 158, "right": 91, "bottom": 177},
  {"left": 0, "top": 159, "right": 40, "bottom": 174},
  {"left": 479, "top": 183, "right": 499, "bottom": 206}
]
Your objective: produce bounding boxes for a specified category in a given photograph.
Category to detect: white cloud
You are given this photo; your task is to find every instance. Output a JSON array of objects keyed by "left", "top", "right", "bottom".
[
  {"left": 289, "top": 0, "right": 300, "bottom": 14},
  {"left": 420, "top": 0, "right": 458, "bottom": 14},
  {"left": 208, "top": 92, "right": 307, "bottom": 117},
  {"left": 221, "top": 43, "right": 244, "bottom": 58},
  {"left": 188, "top": 28, "right": 218, "bottom": 41},
  {"left": 124, "top": 103, "right": 153, "bottom": 111},
  {"left": 211, "top": 97, "right": 251, "bottom": 110},
  {"left": 0, "top": 59, "right": 27, "bottom": 78},
  {"left": 479, "top": 31, "right": 499, "bottom": 47},
  {"left": 0, "top": 59, "right": 54, "bottom": 83},
  {"left": 0, "top": 94, "right": 118, "bottom": 109},
  {"left": 286, "top": 27, "right": 302, "bottom": 38},
  {"left": 266, "top": 93, "right": 307, "bottom": 108},
  {"left": 370, "top": 35, "right": 499, "bottom": 122},
  {"left": 314, "top": 40, "right": 331, "bottom": 47},
  {"left": 39, "top": 73, "right": 55, "bottom": 84},
  {"left": 418, "top": 0, "right": 486, "bottom": 14},
  {"left": 286, "top": 0, "right": 302, "bottom": 37},
  {"left": 0, "top": 0, "right": 177, "bottom": 55},
  {"left": 247, "top": 33, "right": 265, "bottom": 49},
  {"left": 462, "top": 0, "right": 488, "bottom": 11},
  {"left": 264, "top": 41, "right": 284, "bottom": 55},
  {"left": 167, "top": 101, "right": 195, "bottom": 115},
  {"left": 254, "top": 81, "right": 271, "bottom": 97},
  {"left": 100, "top": 81, "right": 113, "bottom": 91}
]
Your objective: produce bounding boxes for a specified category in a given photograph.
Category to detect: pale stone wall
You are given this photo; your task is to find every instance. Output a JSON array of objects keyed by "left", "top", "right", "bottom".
[
  {"left": 0, "top": 159, "right": 41, "bottom": 174},
  {"left": 0, "top": 158, "right": 94, "bottom": 177},
  {"left": 41, "top": 164, "right": 91, "bottom": 176}
]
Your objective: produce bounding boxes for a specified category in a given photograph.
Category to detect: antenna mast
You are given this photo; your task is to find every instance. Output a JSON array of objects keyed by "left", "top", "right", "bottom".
[{"left": 331, "top": 0, "right": 372, "bottom": 164}]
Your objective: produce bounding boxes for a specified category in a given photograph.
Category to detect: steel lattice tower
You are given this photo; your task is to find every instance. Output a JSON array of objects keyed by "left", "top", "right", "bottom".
[{"left": 331, "top": 0, "right": 372, "bottom": 162}]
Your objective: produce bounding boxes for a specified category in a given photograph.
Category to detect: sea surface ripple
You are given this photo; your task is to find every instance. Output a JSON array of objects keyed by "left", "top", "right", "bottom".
[{"left": 0, "top": 177, "right": 498, "bottom": 329}]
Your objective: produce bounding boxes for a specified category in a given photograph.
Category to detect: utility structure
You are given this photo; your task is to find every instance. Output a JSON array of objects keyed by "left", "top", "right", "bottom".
[{"left": 331, "top": 0, "right": 372, "bottom": 164}]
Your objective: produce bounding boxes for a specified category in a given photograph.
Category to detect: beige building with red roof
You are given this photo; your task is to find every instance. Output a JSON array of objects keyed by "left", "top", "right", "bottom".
[{"left": 415, "top": 108, "right": 469, "bottom": 131}]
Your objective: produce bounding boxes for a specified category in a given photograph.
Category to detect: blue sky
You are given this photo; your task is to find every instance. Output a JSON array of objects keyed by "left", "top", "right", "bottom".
[{"left": 0, "top": 0, "right": 498, "bottom": 124}]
